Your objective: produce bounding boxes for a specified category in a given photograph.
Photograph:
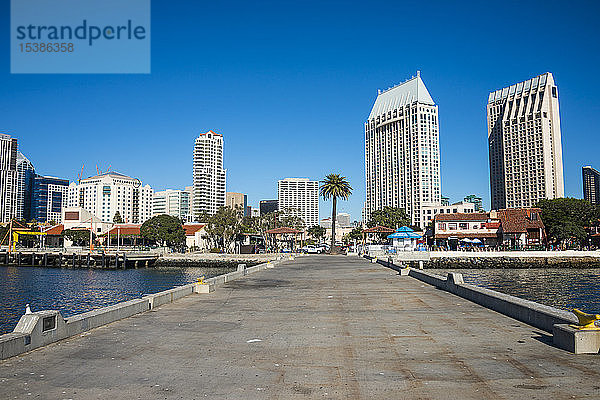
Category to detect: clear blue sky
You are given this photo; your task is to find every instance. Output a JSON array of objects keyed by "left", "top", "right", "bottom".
[{"left": 2, "top": 1, "right": 599, "bottom": 221}]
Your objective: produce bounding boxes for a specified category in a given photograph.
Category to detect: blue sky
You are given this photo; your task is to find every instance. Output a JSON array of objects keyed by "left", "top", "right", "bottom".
[{"left": 2, "top": 0, "right": 599, "bottom": 221}]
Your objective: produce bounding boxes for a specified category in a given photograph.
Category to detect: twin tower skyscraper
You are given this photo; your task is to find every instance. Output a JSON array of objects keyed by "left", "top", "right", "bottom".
[{"left": 364, "top": 72, "right": 564, "bottom": 227}]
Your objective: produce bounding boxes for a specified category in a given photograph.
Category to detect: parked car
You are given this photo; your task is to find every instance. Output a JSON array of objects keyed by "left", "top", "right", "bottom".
[{"left": 301, "top": 245, "right": 323, "bottom": 254}]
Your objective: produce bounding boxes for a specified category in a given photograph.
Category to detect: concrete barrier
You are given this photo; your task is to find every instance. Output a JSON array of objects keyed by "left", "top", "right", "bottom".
[
  {"left": 66, "top": 299, "right": 149, "bottom": 335},
  {"left": 0, "top": 258, "right": 285, "bottom": 360},
  {"left": 373, "top": 257, "right": 578, "bottom": 333},
  {"left": 144, "top": 285, "right": 195, "bottom": 310}
]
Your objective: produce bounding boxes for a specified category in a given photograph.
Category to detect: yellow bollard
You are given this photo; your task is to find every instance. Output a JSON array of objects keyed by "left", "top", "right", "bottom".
[{"left": 570, "top": 309, "right": 600, "bottom": 330}]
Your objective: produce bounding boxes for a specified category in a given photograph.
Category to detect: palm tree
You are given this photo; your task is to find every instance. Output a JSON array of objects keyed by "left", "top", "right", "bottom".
[{"left": 320, "top": 174, "right": 353, "bottom": 253}]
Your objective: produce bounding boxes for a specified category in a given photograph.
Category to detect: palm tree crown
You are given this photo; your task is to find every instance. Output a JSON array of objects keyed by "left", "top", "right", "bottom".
[{"left": 319, "top": 174, "right": 352, "bottom": 200}]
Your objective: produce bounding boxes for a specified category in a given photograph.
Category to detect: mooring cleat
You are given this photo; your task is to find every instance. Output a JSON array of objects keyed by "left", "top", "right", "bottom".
[{"left": 570, "top": 308, "right": 600, "bottom": 330}]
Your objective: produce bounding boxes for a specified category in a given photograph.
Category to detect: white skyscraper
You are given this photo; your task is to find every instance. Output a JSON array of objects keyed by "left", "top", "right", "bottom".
[
  {"left": 192, "top": 131, "right": 226, "bottom": 218},
  {"left": 153, "top": 189, "right": 191, "bottom": 222},
  {"left": 68, "top": 171, "right": 153, "bottom": 224},
  {"left": 277, "top": 178, "right": 319, "bottom": 228},
  {"left": 364, "top": 72, "right": 441, "bottom": 228},
  {"left": 16, "top": 151, "right": 35, "bottom": 221},
  {"left": 0, "top": 134, "right": 18, "bottom": 223},
  {"left": 488, "top": 72, "right": 564, "bottom": 209}
]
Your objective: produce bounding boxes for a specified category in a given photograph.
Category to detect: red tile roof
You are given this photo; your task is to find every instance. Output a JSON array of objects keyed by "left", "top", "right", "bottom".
[
  {"left": 497, "top": 208, "right": 544, "bottom": 233},
  {"left": 363, "top": 225, "right": 394, "bottom": 233},
  {"left": 44, "top": 224, "right": 64, "bottom": 235},
  {"left": 183, "top": 224, "right": 205, "bottom": 235},
  {"left": 108, "top": 224, "right": 142, "bottom": 235},
  {"left": 434, "top": 213, "right": 489, "bottom": 222}
]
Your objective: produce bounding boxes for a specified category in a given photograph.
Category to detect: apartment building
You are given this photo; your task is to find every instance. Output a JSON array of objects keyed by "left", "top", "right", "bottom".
[
  {"left": 488, "top": 72, "right": 564, "bottom": 209},
  {"left": 277, "top": 178, "right": 319, "bottom": 228},
  {"left": 365, "top": 72, "right": 440, "bottom": 227}
]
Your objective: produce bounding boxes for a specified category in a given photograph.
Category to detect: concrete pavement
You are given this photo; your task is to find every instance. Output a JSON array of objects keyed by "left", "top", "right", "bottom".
[{"left": 1, "top": 255, "right": 599, "bottom": 399}]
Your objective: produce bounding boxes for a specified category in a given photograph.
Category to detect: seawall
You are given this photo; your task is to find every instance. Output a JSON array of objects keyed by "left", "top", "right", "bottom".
[
  {"left": 0, "top": 256, "right": 295, "bottom": 360},
  {"left": 371, "top": 256, "right": 579, "bottom": 333}
]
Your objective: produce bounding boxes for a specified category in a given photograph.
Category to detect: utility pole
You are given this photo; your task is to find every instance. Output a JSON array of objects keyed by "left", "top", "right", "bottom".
[{"left": 8, "top": 219, "right": 12, "bottom": 253}]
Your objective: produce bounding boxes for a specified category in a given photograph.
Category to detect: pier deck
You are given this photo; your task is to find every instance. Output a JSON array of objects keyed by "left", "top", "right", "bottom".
[{"left": 1, "top": 256, "right": 599, "bottom": 399}]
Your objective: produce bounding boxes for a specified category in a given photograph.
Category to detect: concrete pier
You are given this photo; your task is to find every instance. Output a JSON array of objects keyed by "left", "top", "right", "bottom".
[{"left": 0, "top": 256, "right": 599, "bottom": 399}]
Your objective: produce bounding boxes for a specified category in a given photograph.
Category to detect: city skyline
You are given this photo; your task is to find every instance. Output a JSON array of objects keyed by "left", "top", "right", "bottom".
[{"left": 1, "top": 1, "right": 599, "bottom": 221}]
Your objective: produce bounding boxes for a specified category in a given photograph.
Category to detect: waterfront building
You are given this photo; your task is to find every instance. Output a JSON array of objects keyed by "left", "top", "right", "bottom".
[
  {"left": 226, "top": 192, "right": 247, "bottom": 215},
  {"left": 16, "top": 151, "right": 35, "bottom": 221},
  {"left": 192, "top": 131, "right": 226, "bottom": 218},
  {"left": 277, "top": 178, "right": 319, "bottom": 228},
  {"left": 31, "top": 175, "right": 69, "bottom": 223},
  {"left": 67, "top": 171, "right": 153, "bottom": 224},
  {"left": 433, "top": 208, "right": 545, "bottom": 249},
  {"left": 365, "top": 72, "right": 441, "bottom": 228},
  {"left": 153, "top": 189, "right": 191, "bottom": 222},
  {"left": 184, "top": 223, "right": 209, "bottom": 250},
  {"left": 488, "top": 72, "right": 564, "bottom": 210},
  {"left": 463, "top": 194, "right": 484, "bottom": 211},
  {"left": 582, "top": 166, "right": 600, "bottom": 205},
  {"left": 259, "top": 199, "right": 278, "bottom": 216},
  {"left": 61, "top": 206, "right": 112, "bottom": 235},
  {"left": 421, "top": 201, "right": 477, "bottom": 228},
  {"left": 434, "top": 213, "right": 500, "bottom": 248},
  {"left": 496, "top": 208, "right": 545, "bottom": 247},
  {"left": 0, "top": 134, "right": 18, "bottom": 222}
]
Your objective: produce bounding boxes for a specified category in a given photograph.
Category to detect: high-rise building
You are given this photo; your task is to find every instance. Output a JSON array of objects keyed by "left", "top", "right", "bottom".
[
  {"left": 488, "top": 72, "right": 564, "bottom": 209},
  {"left": 226, "top": 192, "right": 247, "bottom": 215},
  {"left": 31, "top": 175, "right": 69, "bottom": 223},
  {"left": 583, "top": 166, "right": 600, "bottom": 205},
  {"left": 153, "top": 189, "right": 191, "bottom": 222},
  {"left": 259, "top": 199, "right": 278, "bottom": 216},
  {"left": 0, "top": 134, "right": 18, "bottom": 222},
  {"left": 365, "top": 72, "right": 440, "bottom": 227},
  {"left": 192, "top": 131, "right": 226, "bottom": 218},
  {"left": 463, "top": 194, "right": 483, "bottom": 211},
  {"left": 68, "top": 171, "right": 153, "bottom": 224},
  {"left": 16, "top": 151, "right": 35, "bottom": 221},
  {"left": 277, "top": 178, "right": 319, "bottom": 228}
]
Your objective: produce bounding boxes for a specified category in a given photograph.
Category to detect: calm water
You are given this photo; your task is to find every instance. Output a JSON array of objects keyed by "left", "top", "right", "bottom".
[
  {"left": 436, "top": 268, "right": 600, "bottom": 314},
  {"left": 0, "top": 266, "right": 234, "bottom": 334}
]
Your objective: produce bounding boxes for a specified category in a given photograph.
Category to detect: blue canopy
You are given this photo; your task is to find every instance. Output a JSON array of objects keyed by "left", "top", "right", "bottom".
[{"left": 387, "top": 226, "right": 422, "bottom": 239}]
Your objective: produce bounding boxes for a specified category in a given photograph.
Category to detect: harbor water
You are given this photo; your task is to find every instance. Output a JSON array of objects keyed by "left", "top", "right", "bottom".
[{"left": 0, "top": 265, "right": 234, "bottom": 334}]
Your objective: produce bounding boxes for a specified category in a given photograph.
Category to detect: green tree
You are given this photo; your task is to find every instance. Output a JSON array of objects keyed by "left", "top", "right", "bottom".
[
  {"left": 367, "top": 206, "right": 410, "bottom": 229},
  {"left": 113, "top": 211, "right": 123, "bottom": 224},
  {"left": 62, "top": 229, "right": 96, "bottom": 246},
  {"left": 279, "top": 207, "right": 305, "bottom": 231},
  {"left": 307, "top": 225, "right": 326, "bottom": 242},
  {"left": 320, "top": 174, "right": 353, "bottom": 252},
  {"left": 140, "top": 214, "right": 186, "bottom": 248},
  {"left": 537, "top": 198, "right": 600, "bottom": 247},
  {"left": 347, "top": 226, "right": 363, "bottom": 241},
  {"left": 204, "top": 206, "right": 244, "bottom": 253}
]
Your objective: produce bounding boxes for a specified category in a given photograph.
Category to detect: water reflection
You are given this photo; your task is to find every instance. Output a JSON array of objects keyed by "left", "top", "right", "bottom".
[
  {"left": 436, "top": 268, "right": 600, "bottom": 313},
  {"left": 0, "top": 266, "right": 234, "bottom": 334}
]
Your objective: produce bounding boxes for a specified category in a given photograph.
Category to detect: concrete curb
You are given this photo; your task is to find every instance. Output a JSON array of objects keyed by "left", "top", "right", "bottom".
[
  {"left": 370, "top": 256, "right": 578, "bottom": 333},
  {"left": 0, "top": 258, "right": 286, "bottom": 360}
]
